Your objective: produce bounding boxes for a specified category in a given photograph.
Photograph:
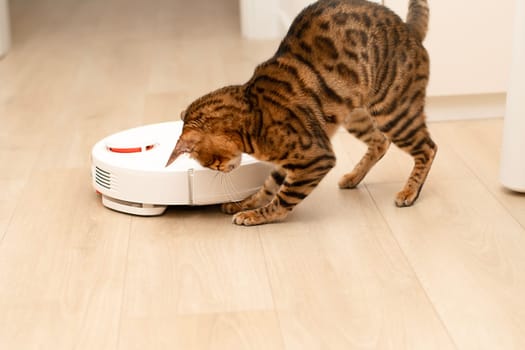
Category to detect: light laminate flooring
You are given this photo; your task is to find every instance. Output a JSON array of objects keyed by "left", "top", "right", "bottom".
[{"left": 1, "top": 0, "right": 524, "bottom": 349}]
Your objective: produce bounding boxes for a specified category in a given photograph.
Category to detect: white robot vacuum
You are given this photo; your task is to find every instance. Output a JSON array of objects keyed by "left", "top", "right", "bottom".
[{"left": 91, "top": 121, "right": 273, "bottom": 216}]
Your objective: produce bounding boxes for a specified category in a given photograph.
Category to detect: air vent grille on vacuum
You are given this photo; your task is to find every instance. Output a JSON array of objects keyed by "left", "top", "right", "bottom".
[{"left": 95, "top": 166, "right": 112, "bottom": 190}]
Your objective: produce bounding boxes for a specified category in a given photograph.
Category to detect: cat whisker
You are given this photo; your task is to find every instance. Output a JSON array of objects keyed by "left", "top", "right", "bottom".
[
  {"left": 209, "top": 172, "right": 242, "bottom": 211},
  {"left": 218, "top": 173, "right": 244, "bottom": 210}
]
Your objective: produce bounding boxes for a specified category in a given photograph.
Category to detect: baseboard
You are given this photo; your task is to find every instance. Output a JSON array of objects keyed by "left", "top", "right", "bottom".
[{"left": 426, "top": 93, "right": 506, "bottom": 122}]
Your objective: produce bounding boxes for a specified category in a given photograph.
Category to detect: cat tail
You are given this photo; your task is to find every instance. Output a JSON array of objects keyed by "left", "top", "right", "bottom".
[{"left": 406, "top": 0, "right": 429, "bottom": 41}]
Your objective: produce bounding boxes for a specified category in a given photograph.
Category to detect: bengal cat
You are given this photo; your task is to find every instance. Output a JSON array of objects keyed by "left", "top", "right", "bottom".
[{"left": 166, "top": 0, "right": 437, "bottom": 226}]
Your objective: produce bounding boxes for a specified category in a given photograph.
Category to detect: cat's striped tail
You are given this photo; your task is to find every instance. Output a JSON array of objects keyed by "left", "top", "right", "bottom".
[{"left": 406, "top": 0, "right": 429, "bottom": 41}]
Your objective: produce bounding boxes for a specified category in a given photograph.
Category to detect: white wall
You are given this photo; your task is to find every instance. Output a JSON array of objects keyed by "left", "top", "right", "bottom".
[
  {"left": 388, "top": 0, "right": 514, "bottom": 97},
  {"left": 239, "top": 0, "right": 321, "bottom": 39},
  {"left": 280, "top": 0, "right": 314, "bottom": 29},
  {"left": 240, "top": 0, "right": 282, "bottom": 39}
]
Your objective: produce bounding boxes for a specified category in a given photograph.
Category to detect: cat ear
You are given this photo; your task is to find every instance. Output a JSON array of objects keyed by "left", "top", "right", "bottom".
[
  {"left": 165, "top": 139, "right": 191, "bottom": 167},
  {"left": 180, "top": 110, "right": 187, "bottom": 121}
]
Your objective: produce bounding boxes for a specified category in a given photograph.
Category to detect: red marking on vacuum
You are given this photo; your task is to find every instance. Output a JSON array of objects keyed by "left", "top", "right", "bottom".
[{"left": 108, "top": 144, "right": 156, "bottom": 153}]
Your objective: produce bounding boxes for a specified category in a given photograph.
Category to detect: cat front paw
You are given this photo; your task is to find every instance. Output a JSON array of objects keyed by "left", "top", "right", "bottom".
[
  {"left": 232, "top": 207, "right": 289, "bottom": 226},
  {"left": 221, "top": 202, "right": 244, "bottom": 215},
  {"left": 232, "top": 210, "right": 267, "bottom": 226}
]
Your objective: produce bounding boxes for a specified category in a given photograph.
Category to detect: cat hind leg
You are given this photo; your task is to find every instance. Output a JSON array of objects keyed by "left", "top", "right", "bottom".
[{"left": 391, "top": 125, "right": 437, "bottom": 207}]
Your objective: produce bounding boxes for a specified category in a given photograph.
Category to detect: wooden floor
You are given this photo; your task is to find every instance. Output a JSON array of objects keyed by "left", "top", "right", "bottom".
[{"left": 1, "top": 0, "right": 525, "bottom": 348}]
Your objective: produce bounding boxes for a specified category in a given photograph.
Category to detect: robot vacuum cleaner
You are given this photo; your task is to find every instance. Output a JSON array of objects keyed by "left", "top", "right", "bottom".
[{"left": 91, "top": 121, "right": 273, "bottom": 216}]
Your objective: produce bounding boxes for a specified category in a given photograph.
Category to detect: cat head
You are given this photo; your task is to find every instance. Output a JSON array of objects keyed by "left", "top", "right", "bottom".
[
  {"left": 165, "top": 86, "right": 248, "bottom": 172},
  {"left": 165, "top": 127, "right": 242, "bottom": 172}
]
